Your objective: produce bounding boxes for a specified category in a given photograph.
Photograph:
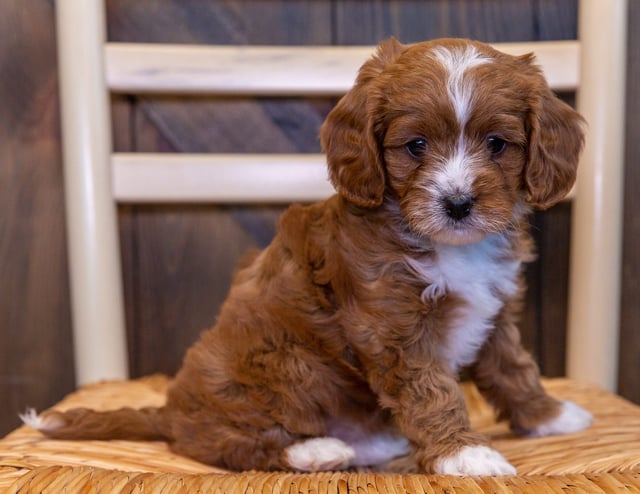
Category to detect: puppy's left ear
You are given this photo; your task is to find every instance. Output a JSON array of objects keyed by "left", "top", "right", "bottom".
[
  {"left": 320, "top": 38, "right": 405, "bottom": 208},
  {"left": 524, "top": 58, "right": 585, "bottom": 209}
]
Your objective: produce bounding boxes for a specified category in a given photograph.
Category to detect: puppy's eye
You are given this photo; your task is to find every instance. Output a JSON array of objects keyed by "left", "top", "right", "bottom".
[
  {"left": 487, "top": 136, "right": 507, "bottom": 157},
  {"left": 405, "top": 139, "right": 428, "bottom": 158}
]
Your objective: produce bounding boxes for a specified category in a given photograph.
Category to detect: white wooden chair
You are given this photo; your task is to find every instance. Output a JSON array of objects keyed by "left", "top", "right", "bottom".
[{"left": 55, "top": 0, "right": 627, "bottom": 393}]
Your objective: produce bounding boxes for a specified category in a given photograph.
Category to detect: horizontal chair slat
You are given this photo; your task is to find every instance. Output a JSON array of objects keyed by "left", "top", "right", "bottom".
[
  {"left": 106, "top": 40, "right": 579, "bottom": 95},
  {"left": 112, "top": 153, "right": 575, "bottom": 204},
  {"left": 112, "top": 153, "right": 334, "bottom": 203}
]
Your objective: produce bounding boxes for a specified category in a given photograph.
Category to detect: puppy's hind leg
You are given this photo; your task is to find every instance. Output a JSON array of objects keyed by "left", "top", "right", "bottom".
[
  {"left": 190, "top": 416, "right": 358, "bottom": 472},
  {"left": 170, "top": 418, "right": 309, "bottom": 471}
]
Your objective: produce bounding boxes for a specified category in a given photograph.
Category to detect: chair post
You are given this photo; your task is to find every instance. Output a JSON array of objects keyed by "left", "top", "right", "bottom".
[
  {"left": 567, "top": 0, "right": 628, "bottom": 391},
  {"left": 55, "top": 0, "right": 129, "bottom": 384}
]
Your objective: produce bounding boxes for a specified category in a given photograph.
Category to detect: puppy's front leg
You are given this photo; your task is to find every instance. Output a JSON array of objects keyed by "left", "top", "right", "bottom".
[
  {"left": 470, "top": 310, "right": 592, "bottom": 437},
  {"left": 377, "top": 360, "right": 515, "bottom": 475}
]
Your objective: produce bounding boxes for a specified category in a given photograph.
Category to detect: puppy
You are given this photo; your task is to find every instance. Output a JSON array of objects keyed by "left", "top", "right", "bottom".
[{"left": 23, "top": 38, "right": 592, "bottom": 476}]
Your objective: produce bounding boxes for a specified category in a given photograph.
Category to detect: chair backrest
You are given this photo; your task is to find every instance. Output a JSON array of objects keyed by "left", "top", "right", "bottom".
[{"left": 55, "top": 0, "right": 627, "bottom": 392}]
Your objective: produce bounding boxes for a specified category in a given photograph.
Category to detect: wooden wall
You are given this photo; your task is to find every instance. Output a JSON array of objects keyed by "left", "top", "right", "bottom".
[
  {"left": 1, "top": 0, "right": 637, "bottom": 437},
  {"left": 0, "top": 0, "right": 75, "bottom": 436},
  {"left": 619, "top": 0, "right": 640, "bottom": 405}
]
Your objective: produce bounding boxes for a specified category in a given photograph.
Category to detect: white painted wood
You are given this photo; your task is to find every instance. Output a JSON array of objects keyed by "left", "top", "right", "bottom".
[
  {"left": 105, "top": 40, "right": 579, "bottom": 95},
  {"left": 105, "top": 45, "right": 370, "bottom": 96},
  {"left": 112, "top": 153, "right": 576, "bottom": 204},
  {"left": 495, "top": 40, "right": 580, "bottom": 91},
  {"left": 112, "top": 153, "right": 334, "bottom": 203},
  {"left": 56, "top": 0, "right": 129, "bottom": 384},
  {"left": 567, "top": 0, "right": 627, "bottom": 391}
]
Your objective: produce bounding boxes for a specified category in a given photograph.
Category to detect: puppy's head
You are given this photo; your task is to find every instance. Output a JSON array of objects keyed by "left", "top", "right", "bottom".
[{"left": 321, "top": 38, "right": 584, "bottom": 245}]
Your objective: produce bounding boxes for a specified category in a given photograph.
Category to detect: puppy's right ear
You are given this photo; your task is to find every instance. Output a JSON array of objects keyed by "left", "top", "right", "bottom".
[{"left": 320, "top": 38, "right": 404, "bottom": 208}]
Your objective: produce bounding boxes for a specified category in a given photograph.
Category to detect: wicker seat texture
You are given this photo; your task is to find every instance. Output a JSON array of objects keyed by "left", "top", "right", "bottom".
[{"left": 1, "top": 375, "right": 639, "bottom": 493}]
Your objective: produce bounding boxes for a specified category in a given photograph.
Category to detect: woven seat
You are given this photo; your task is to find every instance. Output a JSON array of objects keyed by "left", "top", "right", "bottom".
[{"left": 1, "top": 376, "right": 639, "bottom": 492}]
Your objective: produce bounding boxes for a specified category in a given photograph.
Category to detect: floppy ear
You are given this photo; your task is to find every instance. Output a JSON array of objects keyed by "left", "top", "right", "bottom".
[
  {"left": 320, "top": 37, "right": 405, "bottom": 208},
  {"left": 524, "top": 57, "right": 585, "bottom": 209}
]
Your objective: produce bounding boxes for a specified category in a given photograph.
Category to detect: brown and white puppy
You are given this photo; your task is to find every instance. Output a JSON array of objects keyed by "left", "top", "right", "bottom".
[{"left": 23, "top": 38, "right": 592, "bottom": 476}]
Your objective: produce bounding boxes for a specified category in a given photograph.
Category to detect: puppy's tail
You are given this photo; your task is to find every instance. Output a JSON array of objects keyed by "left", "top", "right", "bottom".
[{"left": 19, "top": 406, "right": 172, "bottom": 441}]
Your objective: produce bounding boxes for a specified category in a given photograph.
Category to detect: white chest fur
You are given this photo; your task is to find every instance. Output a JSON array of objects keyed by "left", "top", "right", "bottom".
[{"left": 407, "top": 234, "right": 521, "bottom": 371}]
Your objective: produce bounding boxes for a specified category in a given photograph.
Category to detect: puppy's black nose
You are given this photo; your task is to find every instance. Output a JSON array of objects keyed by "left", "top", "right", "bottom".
[{"left": 444, "top": 197, "right": 473, "bottom": 221}]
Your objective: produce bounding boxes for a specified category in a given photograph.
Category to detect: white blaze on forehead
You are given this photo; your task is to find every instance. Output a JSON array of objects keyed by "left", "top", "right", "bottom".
[
  {"left": 428, "top": 45, "right": 491, "bottom": 196},
  {"left": 430, "top": 45, "right": 491, "bottom": 127}
]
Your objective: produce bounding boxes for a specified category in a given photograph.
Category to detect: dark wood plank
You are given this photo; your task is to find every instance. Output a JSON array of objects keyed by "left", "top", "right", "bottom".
[
  {"left": 107, "top": 0, "right": 332, "bottom": 45},
  {"left": 334, "top": 0, "right": 541, "bottom": 45},
  {"left": 0, "top": 0, "right": 74, "bottom": 436},
  {"left": 534, "top": 0, "right": 578, "bottom": 40},
  {"left": 111, "top": 95, "right": 134, "bottom": 153},
  {"left": 135, "top": 96, "right": 329, "bottom": 154},
  {"left": 618, "top": 0, "right": 640, "bottom": 404},
  {"left": 536, "top": 203, "right": 572, "bottom": 377},
  {"left": 520, "top": 203, "right": 572, "bottom": 377}
]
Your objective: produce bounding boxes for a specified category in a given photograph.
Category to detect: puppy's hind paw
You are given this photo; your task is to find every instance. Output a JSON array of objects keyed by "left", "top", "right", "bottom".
[
  {"left": 434, "top": 445, "right": 516, "bottom": 476},
  {"left": 526, "top": 400, "right": 593, "bottom": 438},
  {"left": 285, "top": 437, "right": 355, "bottom": 472}
]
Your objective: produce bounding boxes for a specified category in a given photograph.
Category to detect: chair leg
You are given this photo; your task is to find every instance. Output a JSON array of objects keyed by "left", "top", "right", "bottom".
[
  {"left": 567, "top": 0, "right": 627, "bottom": 391},
  {"left": 55, "top": 0, "right": 129, "bottom": 385}
]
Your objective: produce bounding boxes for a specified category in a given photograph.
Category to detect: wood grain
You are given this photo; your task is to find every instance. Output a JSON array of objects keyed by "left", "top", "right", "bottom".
[
  {"left": 618, "top": 1, "right": 640, "bottom": 404},
  {"left": 106, "top": 0, "right": 333, "bottom": 45},
  {"left": 536, "top": 203, "right": 573, "bottom": 377},
  {"left": 0, "top": 0, "right": 75, "bottom": 435},
  {"left": 334, "top": 0, "right": 577, "bottom": 45},
  {"left": 104, "top": 40, "right": 578, "bottom": 96}
]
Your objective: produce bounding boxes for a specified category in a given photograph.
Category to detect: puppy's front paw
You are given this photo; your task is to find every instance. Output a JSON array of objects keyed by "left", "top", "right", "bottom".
[
  {"left": 526, "top": 400, "right": 592, "bottom": 438},
  {"left": 285, "top": 437, "right": 355, "bottom": 472},
  {"left": 434, "top": 445, "right": 516, "bottom": 476}
]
